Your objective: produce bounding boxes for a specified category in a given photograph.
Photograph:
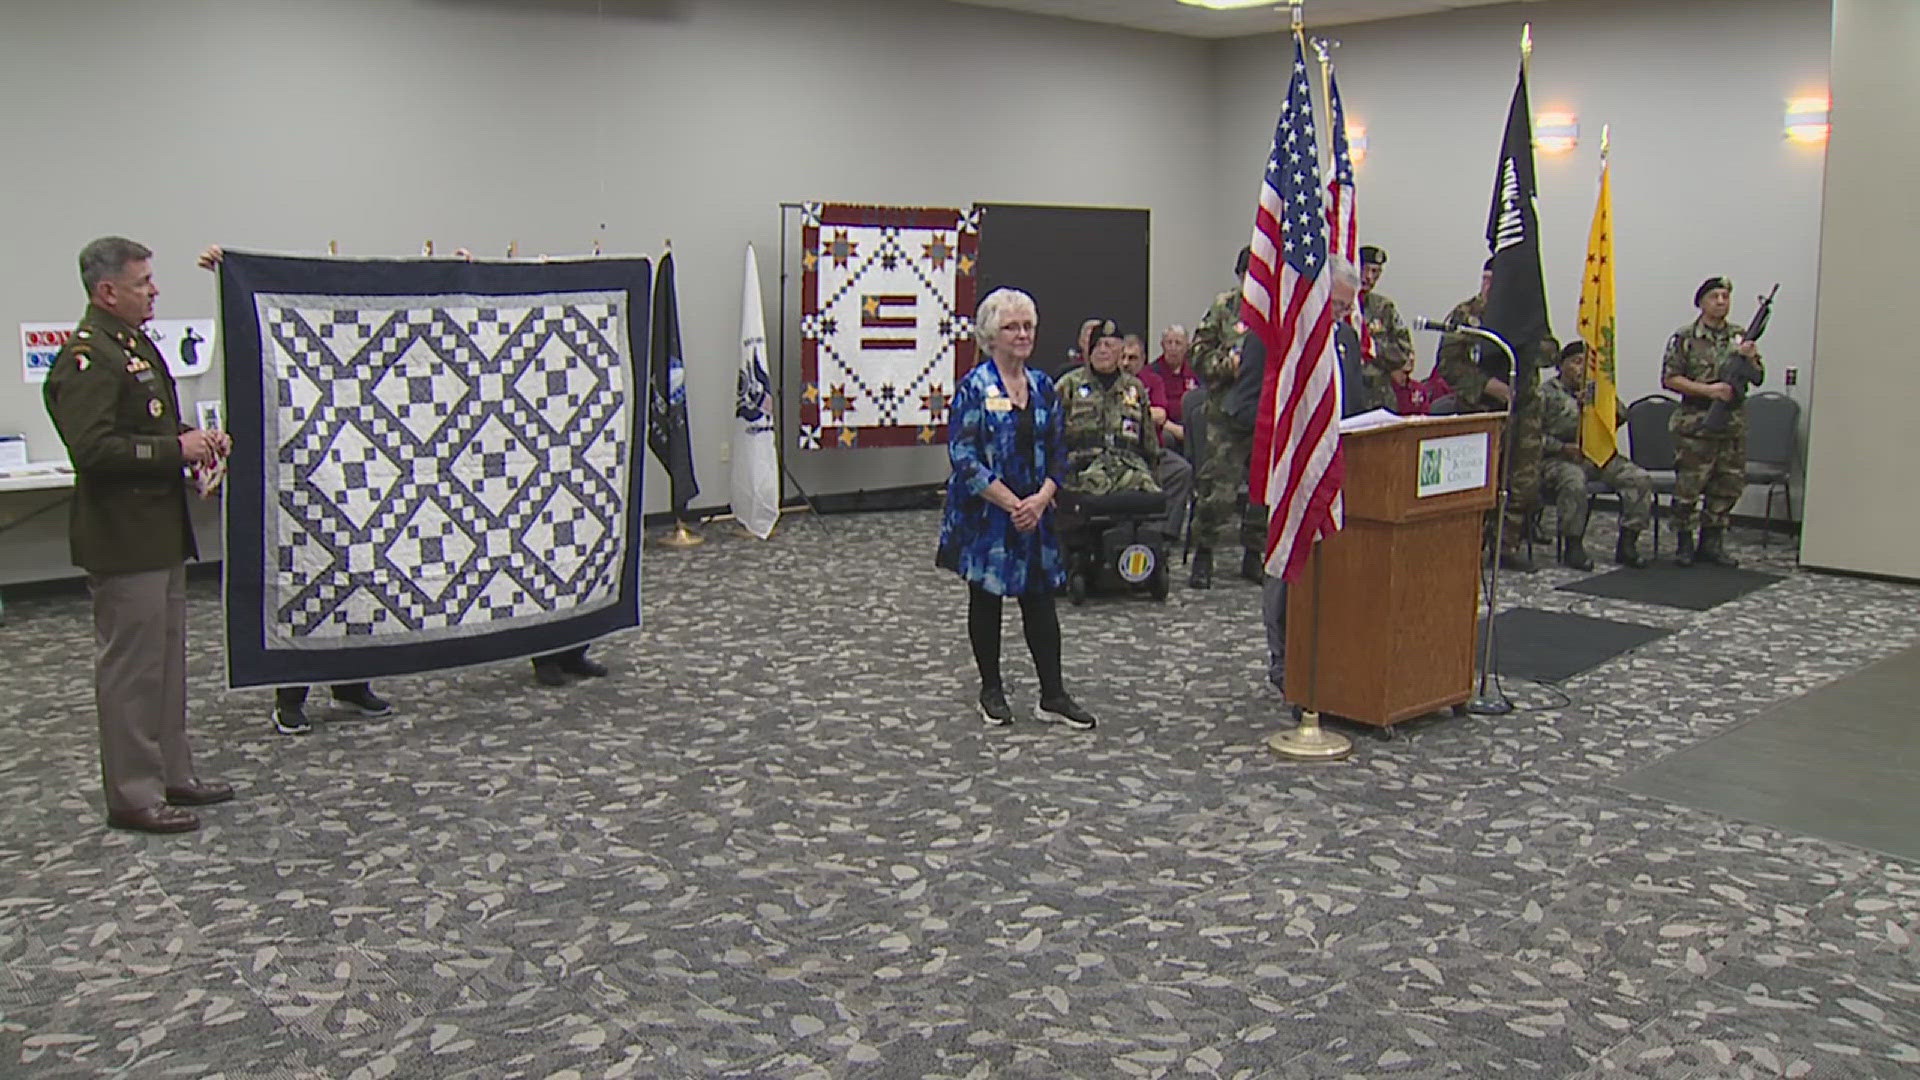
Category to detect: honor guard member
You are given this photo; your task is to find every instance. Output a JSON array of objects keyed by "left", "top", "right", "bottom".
[
  {"left": 1435, "top": 258, "right": 1544, "bottom": 571},
  {"left": 1057, "top": 320, "right": 1163, "bottom": 498},
  {"left": 1189, "top": 247, "right": 1265, "bottom": 587},
  {"left": 1662, "top": 276, "right": 1763, "bottom": 566},
  {"left": 44, "top": 237, "right": 233, "bottom": 833},
  {"left": 1357, "top": 245, "right": 1416, "bottom": 402},
  {"left": 1540, "top": 341, "right": 1654, "bottom": 569}
]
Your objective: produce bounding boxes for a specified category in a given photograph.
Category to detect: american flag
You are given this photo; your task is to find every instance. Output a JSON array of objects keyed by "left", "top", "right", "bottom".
[
  {"left": 1323, "top": 68, "right": 1369, "bottom": 363},
  {"left": 1243, "top": 34, "right": 1344, "bottom": 584}
]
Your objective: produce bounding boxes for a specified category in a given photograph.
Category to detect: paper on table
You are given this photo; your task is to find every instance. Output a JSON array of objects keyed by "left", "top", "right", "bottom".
[{"left": 1337, "top": 408, "right": 1404, "bottom": 433}]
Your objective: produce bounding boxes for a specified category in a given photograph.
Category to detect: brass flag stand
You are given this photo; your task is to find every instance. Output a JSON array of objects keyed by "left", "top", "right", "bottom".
[{"left": 1267, "top": 547, "right": 1353, "bottom": 761}]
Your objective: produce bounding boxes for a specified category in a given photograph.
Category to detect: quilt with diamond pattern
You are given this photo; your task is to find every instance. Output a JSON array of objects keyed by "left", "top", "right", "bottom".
[
  {"left": 217, "top": 253, "right": 650, "bottom": 688},
  {"left": 798, "top": 203, "right": 977, "bottom": 449}
]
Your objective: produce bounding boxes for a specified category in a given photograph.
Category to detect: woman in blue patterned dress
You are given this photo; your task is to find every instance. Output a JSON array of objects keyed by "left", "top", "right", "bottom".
[{"left": 937, "top": 289, "right": 1097, "bottom": 731}]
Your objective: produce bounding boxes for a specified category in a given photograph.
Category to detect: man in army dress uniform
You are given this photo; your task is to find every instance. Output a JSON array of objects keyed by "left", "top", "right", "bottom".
[
  {"left": 44, "top": 237, "right": 233, "bottom": 833},
  {"left": 1357, "top": 245, "right": 1415, "bottom": 407},
  {"left": 1662, "top": 276, "right": 1763, "bottom": 567},
  {"left": 1435, "top": 259, "right": 1543, "bottom": 571},
  {"left": 1057, "top": 321, "right": 1180, "bottom": 513},
  {"left": 1539, "top": 341, "right": 1653, "bottom": 569},
  {"left": 1189, "top": 248, "right": 1265, "bottom": 588}
]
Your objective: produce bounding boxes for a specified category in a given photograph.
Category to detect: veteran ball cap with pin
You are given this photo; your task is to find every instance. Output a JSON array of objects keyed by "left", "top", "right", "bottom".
[{"left": 1359, "top": 245, "right": 1387, "bottom": 267}]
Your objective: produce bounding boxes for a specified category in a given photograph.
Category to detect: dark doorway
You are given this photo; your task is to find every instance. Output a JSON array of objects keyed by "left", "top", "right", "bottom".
[{"left": 975, "top": 204, "right": 1150, "bottom": 377}]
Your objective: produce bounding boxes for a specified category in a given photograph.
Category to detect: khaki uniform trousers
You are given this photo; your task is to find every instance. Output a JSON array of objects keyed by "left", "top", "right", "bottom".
[{"left": 88, "top": 565, "right": 193, "bottom": 813}]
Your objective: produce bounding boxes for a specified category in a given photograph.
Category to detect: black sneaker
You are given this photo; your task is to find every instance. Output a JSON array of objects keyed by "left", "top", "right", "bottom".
[
  {"left": 559, "top": 655, "right": 610, "bottom": 678},
  {"left": 1038, "top": 694, "right": 1097, "bottom": 731},
  {"left": 978, "top": 686, "right": 1014, "bottom": 726},
  {"left": 331, "top": 686, "right": 393, "bottom": 717},
  {"left": 533, "top": 661, "right": 568, "bottom": 687},
  {"left": 273, "top": 704, "right": 314, "bottom": 736}
]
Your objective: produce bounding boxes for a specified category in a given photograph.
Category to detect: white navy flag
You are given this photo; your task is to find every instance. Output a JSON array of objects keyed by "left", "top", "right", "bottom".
[{"left": 732, "top": 244, "right": 781, "bottom": 539}]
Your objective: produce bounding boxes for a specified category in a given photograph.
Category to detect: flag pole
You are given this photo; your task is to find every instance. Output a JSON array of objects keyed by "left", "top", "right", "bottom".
[{"left": 1312, "top": 36, "right": 1338, "bottom": 172}]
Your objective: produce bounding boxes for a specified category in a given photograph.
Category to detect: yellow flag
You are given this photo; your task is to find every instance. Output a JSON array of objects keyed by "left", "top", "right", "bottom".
[{"left": 1576, "top": 154, "right": 1618, "bottom": 467}]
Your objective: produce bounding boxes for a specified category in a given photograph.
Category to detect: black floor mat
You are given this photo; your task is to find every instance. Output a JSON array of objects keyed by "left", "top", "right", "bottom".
[
  {"left": 1556, "top": 563, "right": 1785, "bottom": 611},
  {"left": 1480, "top": 606, "right": 1672, "bottom": 683}
]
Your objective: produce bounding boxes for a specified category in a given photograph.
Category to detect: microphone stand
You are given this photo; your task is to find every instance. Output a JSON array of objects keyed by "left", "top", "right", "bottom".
[{"left": 1413, "top": 318, "right": 1517, "bottom": 716}]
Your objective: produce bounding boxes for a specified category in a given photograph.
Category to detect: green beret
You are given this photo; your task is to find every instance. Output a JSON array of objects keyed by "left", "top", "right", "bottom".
[{"left": 1359, "top": 245, "right": 1387, "bottom": 266}]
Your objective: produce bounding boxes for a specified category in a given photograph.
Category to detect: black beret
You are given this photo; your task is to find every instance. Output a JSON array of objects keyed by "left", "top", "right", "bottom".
[
  {"left": 1560, "top": 339, "right": 1588, "bottom": 362},
  {"left": 1694, "top": 276, "right": 1732, "bottom": 306},
  {"left": 1084, "top": 317, "right": 1123, "bottom": 344},
  {"left": 1235, "top": 247, "right": 1253, "bottom": 277},
  {"left": 1359, "top": 245, "right": 1387, "bottom": 266}
]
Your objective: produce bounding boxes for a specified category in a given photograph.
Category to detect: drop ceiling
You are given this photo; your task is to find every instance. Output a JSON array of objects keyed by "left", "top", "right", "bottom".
[{"left": 944, "top": 0, "right": 1551, "bottom": 39}]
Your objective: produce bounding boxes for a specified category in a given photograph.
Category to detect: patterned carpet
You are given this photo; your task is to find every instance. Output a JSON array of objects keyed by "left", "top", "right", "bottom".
[{"left": 1, "top": 509, "right": 1916, "bottom": 1078}]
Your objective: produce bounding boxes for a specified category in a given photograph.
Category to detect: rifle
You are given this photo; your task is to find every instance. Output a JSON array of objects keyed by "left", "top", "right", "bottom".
[{"left": 1703, "top": 283, "right": 1777, "bottom": 434}]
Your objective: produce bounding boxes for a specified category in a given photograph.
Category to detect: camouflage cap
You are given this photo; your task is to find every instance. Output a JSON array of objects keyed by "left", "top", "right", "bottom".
[
  {"left": 1559, "top": 339, "right": 1588, "bottom": 362},
  {"left": 1359, "top": 245, "right": 1387, "bottom": 266},
  {"left": 1694, "top": 276, "right": 1733, "bottom": 306}
]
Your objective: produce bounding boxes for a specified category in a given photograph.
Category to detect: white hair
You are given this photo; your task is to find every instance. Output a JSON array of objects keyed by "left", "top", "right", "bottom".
[
  {"left": 1328, "top": 253, "right": 1360, "bottom": 289},
  {"left": 975, "top": 288, "right": 1037, "bottom": 350},
  {"left": 1161, "top": 324, "right": 1189, "bottom": 341}
]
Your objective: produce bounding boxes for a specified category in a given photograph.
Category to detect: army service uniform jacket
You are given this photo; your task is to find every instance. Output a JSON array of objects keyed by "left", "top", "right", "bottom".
[{"left": 43, "top": 304, "right": 198, "bottom": 575}]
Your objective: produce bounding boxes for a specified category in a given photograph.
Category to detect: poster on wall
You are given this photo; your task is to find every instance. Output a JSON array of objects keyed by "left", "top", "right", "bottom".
[
  {"left": 798, "top": 202, "right": 978, "bottom": 449},
  {"left": 20, "top": 318, "right": 216, "bottom": 383}
]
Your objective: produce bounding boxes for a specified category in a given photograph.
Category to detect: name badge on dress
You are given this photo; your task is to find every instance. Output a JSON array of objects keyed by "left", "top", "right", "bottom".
[{"left": 985, "top": 397, "right": 1013, "bottom": 413}]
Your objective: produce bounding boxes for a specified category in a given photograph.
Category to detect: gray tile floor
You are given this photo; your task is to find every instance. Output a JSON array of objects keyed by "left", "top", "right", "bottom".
[{"left": 1, "top": 511, "right": 1916, "bottom": 1078}]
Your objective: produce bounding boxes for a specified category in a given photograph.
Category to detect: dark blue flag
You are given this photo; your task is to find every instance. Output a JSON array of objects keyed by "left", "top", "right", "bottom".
[{"left": 649, "top": 251, "right": 699, "bottom": 513}]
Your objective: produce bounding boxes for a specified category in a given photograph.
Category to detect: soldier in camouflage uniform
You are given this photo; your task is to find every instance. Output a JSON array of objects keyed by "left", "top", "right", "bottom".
[
  {"left": 1358, "top": 246, "right": 1415, "bottom": 406},
  {"left": 1435, "top": 259, "right": 1542, "bottom": 571},
  {"left": 1540, "top": 341, "right": 1652, "bottom": 569},
  {"left": 1189, "top": 247, "right": 1264, "bottom": 588},
  {"left": 1662, "top": 276, "right": 1763, "bottom": 567},
  {"left": 1056, "top": 320, "right": 1162, "bottom": 500}
]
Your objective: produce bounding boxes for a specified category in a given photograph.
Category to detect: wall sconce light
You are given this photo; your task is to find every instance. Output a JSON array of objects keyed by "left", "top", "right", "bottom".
[
  {"left": 1785, "top": 97, "right": 1830, "bottom": 143},
  {"left": 1346, "top": 122, "right": 1368, "bottom": 166},
  {"left": 1533, "top": 112, "right": 1579, "bottom": 154}
]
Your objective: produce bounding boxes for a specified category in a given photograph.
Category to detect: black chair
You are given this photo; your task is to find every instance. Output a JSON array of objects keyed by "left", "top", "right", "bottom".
[
  {"left": 1178, "top": 386, "right": 1208, "bottom": 563},
  {"left": 1055, "top": 489, "right": 1171, "bottom": 604},
  {"left": 1624, "top": 394, "right": 1680, "bottom": 555},
  {"left": 1743, "top": 392, "right": 1799, "bottom": 546}
]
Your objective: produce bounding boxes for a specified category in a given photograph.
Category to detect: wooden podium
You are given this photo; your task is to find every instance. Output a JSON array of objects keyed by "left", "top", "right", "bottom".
[{"left": 1283, "top": 413, "right": 1504, "bottom": 728}]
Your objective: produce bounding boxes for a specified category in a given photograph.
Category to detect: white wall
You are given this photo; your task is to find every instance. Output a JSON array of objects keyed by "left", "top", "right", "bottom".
[
  {"left": 0, "top": 0, "right": 1220, "bottom": 579},
  {"left": 1211, "top": 0, "right": 1831, "bottom": 519},
  {"left": 1800, "top": 0, "right": 1920, "bottom": 580}
]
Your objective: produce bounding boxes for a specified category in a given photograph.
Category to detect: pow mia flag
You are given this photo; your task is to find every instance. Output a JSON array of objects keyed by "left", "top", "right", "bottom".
[{"left": 1482, "top": 61, "right": 1552, "bottom": 394}]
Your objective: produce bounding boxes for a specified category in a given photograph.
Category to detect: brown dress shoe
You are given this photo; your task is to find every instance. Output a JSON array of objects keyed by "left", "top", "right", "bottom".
[
  {"left": 107, "top": 804, "right": 201, "bottom": 834},
  {"left": 165, "top": 779, "right": 235, "bottom": 807}
]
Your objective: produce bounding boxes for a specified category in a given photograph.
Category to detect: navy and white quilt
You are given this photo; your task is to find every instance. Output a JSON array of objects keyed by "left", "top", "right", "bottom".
[{"left": 219, "top": 253, "right": 650, "bottom": 688}]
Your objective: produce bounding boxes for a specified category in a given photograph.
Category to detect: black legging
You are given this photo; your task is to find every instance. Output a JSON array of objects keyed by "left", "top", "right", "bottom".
[{"left": 967, "top": 584, "right": 1063, "bottom": 698}]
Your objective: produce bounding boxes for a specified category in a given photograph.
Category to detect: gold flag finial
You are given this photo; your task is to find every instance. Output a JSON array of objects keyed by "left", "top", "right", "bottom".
[
  {"left": 508, "top": 239, "right": 518, "bottom": 258},
  {"left": 1521, "top": 23, "right": 1533, "bottom": 64},
  {"left": 1600, "top": 123, "right": 1611, "bottom": 158},
  {"left": 423, "top": 239, "right": 434, "bottom": 257},
  {"left": 327, "top": 239, "right": 338, "bottom": 257},
  {"left": 1290, "top": 1, "right": 1304, "bottom": 32}
]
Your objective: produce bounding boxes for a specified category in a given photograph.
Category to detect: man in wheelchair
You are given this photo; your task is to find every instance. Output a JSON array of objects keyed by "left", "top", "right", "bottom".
[{"left": 1053, "top": 319, "right": 1175, "bottom": 602}]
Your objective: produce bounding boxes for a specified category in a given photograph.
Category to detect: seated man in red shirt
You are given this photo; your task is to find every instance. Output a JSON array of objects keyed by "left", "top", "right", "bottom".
[
  {"left": 1120, "top": 335, "right": 1193, "bottom": 537},
  {"left": 1148, "top": 325, "right": 1201, "bottom": 450}
]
